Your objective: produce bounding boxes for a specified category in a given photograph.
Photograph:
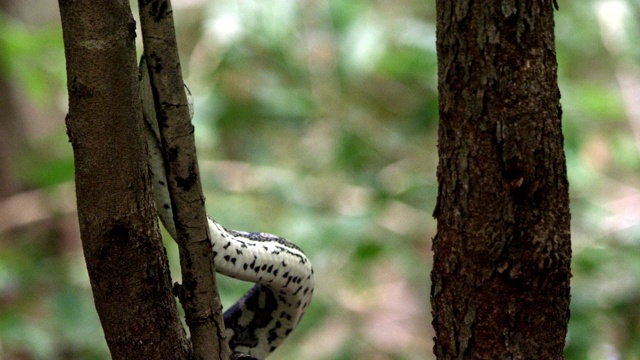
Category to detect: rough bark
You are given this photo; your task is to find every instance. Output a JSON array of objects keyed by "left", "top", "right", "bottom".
[
  {"left": 58, "top": 1, "right": 191, "bottom": 358},
  {"left": 431, "top": 1, "right": 571, "bottom": 359},
  {"left": 137, "top": 1, "right": 230, "bottom": 359}
]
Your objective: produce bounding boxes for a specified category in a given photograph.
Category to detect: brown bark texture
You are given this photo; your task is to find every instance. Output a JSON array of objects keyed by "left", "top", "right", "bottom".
[
  {"left": 137, "top": 1, "right": 231, "bottom": 359},
  {"left": 431, "top": 1, "right": 571, "bottom": 359},
  {"left": 58, "top": 1, "right": 191, "bottom": 358}
]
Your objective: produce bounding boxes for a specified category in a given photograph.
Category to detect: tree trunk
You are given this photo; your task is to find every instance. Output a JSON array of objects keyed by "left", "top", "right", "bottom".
[
  {"left": 58, "top": 1, "right": 191, "bottom": 358},
  {"left": 137, "top": 1, "right": 231, "bottom": 358},
  {"left": 431, "top": 1, "right": 571, "bottom": 359}
]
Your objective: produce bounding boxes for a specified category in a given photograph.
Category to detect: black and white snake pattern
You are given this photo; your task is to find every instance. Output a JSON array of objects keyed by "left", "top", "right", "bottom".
[{"left": 140, "top": 58, "right": 314, "bottom": 359}]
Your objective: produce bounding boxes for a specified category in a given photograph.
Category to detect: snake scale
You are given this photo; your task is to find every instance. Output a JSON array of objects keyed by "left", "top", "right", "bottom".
[{"left": 139, "top": 57, "right": 314, "bottom": 359}]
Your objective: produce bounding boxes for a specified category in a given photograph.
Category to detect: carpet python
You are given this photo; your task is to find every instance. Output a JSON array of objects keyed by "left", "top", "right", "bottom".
[{"left": 139, "top": 57, "right": 314, "bottom": 359}]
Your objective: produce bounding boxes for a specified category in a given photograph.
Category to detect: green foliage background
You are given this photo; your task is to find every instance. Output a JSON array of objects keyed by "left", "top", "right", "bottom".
[{"left": 0, "top": 0, "right": 638, "bottom": 359}]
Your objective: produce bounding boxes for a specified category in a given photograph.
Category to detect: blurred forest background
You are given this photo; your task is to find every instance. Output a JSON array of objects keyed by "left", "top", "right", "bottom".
[{"left": 0, "top": 0, "right": 638, "bottom": 359}]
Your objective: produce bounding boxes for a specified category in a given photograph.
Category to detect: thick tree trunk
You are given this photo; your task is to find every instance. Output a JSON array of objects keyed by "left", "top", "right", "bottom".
[
  {"left": 58, "top": 1, "right": 190, "bottom": 358},
  {"left": 431, "top": 1, "right": 571, "bottom": 359}
]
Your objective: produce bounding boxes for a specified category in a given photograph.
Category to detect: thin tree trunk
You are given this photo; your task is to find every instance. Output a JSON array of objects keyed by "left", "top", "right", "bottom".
[
  {"left": 137, "top": 1, "right": 230, "bottom": 358},
  {"left": 58, "top": 1, "right": 190, "bottom": 358},
  {"left": 431, "top": 1, "right": 571, "bottom": 359}
]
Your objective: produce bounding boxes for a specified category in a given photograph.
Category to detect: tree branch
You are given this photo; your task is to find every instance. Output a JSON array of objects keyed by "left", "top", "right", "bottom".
[
  {"left": 58, "top": 0, "right": 190, "bottom": 358},
  {"left": 137, "top": 1, "right": 230, "bottom": 359}
]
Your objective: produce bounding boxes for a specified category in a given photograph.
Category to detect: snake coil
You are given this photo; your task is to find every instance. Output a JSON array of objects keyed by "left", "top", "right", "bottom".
[{"left": 140, "top": 57, "right": 314, "bottom": 359}]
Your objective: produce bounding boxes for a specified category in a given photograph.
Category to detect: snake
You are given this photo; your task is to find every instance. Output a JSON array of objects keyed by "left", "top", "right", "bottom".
[{"left": 139, "top": 57, "right": 314, "bottom": 359}]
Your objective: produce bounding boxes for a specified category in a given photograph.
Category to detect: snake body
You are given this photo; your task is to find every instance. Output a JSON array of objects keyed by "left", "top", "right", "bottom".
[{"left": 140, "top": 58, "right": 314, "bottom": 359}]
